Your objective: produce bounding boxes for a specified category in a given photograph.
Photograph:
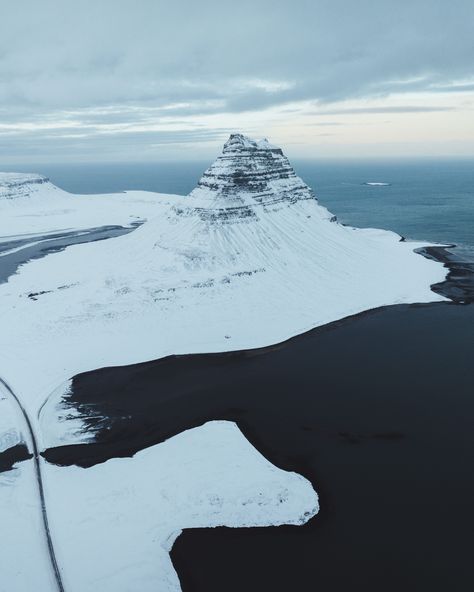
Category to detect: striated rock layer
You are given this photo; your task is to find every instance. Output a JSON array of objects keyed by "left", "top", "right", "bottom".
[
  {"left": 187, "top": 134, "right": 315, "bottom": 223},
  {"left": 0, "top": 173, "right": 52, "bottom": 201}
]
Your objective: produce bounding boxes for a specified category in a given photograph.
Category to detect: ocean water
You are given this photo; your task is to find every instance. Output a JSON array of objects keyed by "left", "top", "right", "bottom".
[
  {"left": 294, "top": 159, "right": 474, "bottom": 249},
  {"left": 4, "top": 158, "right": 473, "bottom": 248}
]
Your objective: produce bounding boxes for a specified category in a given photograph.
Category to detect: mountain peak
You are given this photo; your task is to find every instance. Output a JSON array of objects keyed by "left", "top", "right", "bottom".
[
  {"left": 223, "top": 133, "right": 283, "bottom": 155},
  {"left": 223, "top": 133, "right": 257, "bottom": 153},
  {"left": 188, "top": 134, "right": 314, "bottom": 221}
]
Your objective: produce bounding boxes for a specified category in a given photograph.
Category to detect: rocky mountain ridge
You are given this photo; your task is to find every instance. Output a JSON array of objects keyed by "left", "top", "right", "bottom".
[
  {"left": 0, "top": 173, "right": 51, "bottom": 200},
  {"left": 185, "top": 134, "right": 318, "bottom": 224}
]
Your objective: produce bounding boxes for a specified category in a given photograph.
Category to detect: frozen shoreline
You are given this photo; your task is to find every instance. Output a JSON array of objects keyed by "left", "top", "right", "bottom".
[
  {"left": 43, "top": 420, "right": 318, "bottom": 592},
  {"left": 41, "top": 240, "right": 472, "bottom": 469}
]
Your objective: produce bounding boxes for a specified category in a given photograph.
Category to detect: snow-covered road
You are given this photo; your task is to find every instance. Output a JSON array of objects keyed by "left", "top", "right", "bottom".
[{"left": 0, "top": 377, "right": 64, "bottom": 592}]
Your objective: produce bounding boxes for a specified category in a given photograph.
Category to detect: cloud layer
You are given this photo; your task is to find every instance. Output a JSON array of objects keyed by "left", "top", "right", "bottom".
[{"left": 1, "top": 0, "right": 473, "bottom": 161}]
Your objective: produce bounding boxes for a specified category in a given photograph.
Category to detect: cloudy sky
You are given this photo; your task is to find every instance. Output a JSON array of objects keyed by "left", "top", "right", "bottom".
[{"left": 1, "top": 0, "right": 473, "bottom": 163}]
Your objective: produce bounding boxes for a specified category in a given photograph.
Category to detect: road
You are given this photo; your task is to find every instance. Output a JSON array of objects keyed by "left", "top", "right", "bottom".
[{"left": 0, "top": 377, "right": 65, "bottom": 592}]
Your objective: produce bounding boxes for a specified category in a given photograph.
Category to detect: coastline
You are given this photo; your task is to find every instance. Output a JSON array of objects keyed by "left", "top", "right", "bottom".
[
  {"left": 417, "top": 245, "right": 474, "bottom": 303},
  {"left": 32, "top": 243, "right": 474, "bottom": 591},
  {"left": 39, "top": 298, "right": 474, "bottom": 591},
  {"left": 41, "top": 243, "right": 473, "bottom": 468}
]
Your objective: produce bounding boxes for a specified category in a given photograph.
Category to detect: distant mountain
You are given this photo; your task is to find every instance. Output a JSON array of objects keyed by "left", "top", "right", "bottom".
[
  {"left": 0, "top": 173, "right": 54, "bottom": 201},
  {"left": 0, "top": 171, "right": 161, "bottom": 235}
]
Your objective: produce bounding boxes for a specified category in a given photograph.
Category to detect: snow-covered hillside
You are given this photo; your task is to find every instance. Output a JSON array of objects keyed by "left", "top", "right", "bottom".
[
  {"left": 0, "top": 134, "right": 447, "bottom": 419},
  {"left": 0, "top": 171, "right": 169, "bottom": 237},
  {"left": 0, "top": 173, "right": 52, "bottom": 201}
]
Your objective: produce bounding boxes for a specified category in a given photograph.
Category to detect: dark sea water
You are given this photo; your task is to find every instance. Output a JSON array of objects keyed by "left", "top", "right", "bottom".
[{"left": 4, "top": 158, "right": 474, "bottom": 590}]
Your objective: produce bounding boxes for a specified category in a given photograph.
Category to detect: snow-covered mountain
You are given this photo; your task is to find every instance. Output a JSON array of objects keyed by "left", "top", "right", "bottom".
[
  {"left": 187, "top": 133, "right": 319, "bottom": 217},
  {"left": 0, "top": 171, "right": 165, "bottom": 237},
  {"left": 0, "top": 173, "right": 53, "bottom": 201},
  {"left": 0, "top": 134, "right": 447, "bottom": 419}
]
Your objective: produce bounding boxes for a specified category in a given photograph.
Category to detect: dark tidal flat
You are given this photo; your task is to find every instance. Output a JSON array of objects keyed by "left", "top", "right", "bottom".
[{"left": 44, "top": 298, "right": 474, "bottom": 592}]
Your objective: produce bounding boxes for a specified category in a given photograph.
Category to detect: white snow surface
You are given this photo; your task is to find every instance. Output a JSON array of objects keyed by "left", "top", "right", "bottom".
[
  {"left": 0, "top": 391, "right": 23, "bottom": 453},
  {"left": 0, "top": 171, "right": 171, "bottom": 238},
  {"left": 0, "top": 134, "right": 447, "bottom": 427},
  {"left": 0, "top": 381, "right": 56, "bottom": 592},
  {"left": 0, "top": 460, "right": 57, "bottom": 592},
  {"left": 43, "top": 421, "right": 318, "bottom": 592}
]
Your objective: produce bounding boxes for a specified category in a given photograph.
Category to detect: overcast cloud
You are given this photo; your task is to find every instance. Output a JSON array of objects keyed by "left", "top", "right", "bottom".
[{"left": 0, "top": 0, "right": 473, "bottom": 162}]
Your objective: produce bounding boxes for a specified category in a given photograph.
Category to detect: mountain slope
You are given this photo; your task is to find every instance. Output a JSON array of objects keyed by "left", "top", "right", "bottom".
[
  {"left": 0, "top": 135, "right": 447, "bottom": 416},
  {"left": 0, "top": 171, "right": 167, "bottom": 237}
]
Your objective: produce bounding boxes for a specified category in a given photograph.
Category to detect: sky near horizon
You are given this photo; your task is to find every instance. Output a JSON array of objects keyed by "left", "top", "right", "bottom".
[{"left": 0, "top": 0, "right": 473, "bottom": 164}]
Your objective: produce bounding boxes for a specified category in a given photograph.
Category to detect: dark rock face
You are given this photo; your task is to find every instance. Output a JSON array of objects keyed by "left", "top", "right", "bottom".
[
  {"left": 185, "top": 134, "right": 316, "bottom": 223},
  {"left": 417, "top": 246, "right": 474, "bottom": 303}
]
